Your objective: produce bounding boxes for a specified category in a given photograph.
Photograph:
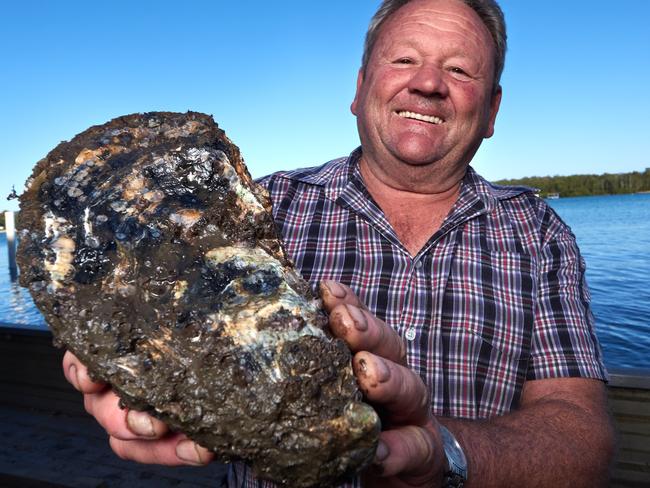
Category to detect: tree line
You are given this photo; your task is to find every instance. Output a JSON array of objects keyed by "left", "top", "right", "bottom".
[{"left": 494, "top": 168, "right": 650, "bottom": 198}]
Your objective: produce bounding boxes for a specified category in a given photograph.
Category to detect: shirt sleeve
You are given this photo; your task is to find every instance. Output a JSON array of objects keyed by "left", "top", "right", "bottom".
[{"left": 527, "top": 212, "right": 608, "bottom": 381}]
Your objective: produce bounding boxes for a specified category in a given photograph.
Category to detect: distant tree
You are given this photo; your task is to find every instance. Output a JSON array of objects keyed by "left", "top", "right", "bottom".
[{"left": 495, "top": 169, "right": 650, "bottom": 197}]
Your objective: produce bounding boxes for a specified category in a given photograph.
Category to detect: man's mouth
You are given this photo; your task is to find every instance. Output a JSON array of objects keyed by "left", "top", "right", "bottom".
[{"left": 396, "top": 110, "right": 444, "bottom": 125}]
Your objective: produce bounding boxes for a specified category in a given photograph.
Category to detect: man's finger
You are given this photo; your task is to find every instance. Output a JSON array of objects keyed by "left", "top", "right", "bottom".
[
  {"left": 63, "top": 350, "right": 106, "bottom": 394},
  {"left": 321, "top": 281, "right": 407, "bottom": 365},
  {"left": 329, "top": 303, "right": 407, "bottom": 365},
  {"left": 369, "top": 426, "right": 441, "bottom": 482},
  {"left": 320, "top": 280, "right": 367, "bottom": 310},
  {"left": 84, "top": 388, "right": 169, "bottom": 440},
  {"left": 109, "top": 433, "right": 215, "bottom": 466},
  {"left": 353, "top": 351, "right": 429, "bottom": 426}
]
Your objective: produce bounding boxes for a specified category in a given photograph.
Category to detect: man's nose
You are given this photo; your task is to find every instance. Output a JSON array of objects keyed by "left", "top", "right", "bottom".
[{"left": 407, "top": 64, "right": 449, "bottom": 97}]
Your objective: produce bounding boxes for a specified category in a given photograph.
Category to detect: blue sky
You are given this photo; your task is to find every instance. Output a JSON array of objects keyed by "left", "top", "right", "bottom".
[{"left": 2, "top": 0, "right": 649, "bottom": 211}]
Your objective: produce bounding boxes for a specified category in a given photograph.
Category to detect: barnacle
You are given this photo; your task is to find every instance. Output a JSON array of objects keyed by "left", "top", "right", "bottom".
[{"left": 16, "top": 112, "right": 379, "bottom": 487}]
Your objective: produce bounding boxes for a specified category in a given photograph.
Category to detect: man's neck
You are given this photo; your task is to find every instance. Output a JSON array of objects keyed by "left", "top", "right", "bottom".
[{"left": 359, "top": 157, "right": 461, "bottom": 256}]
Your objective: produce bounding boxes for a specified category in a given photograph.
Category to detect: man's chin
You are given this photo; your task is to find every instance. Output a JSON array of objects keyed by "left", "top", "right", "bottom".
[
  {"left": 390, "top": 148, "right": 444, "bottom": 167},
  {"left": 388, "top": 137, "right": 448, "bottom": 166}
]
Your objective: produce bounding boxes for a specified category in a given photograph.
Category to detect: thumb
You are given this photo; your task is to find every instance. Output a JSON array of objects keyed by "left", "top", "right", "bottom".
[{"left": 373, "top": 425, "right": 444, "bottom": 484}]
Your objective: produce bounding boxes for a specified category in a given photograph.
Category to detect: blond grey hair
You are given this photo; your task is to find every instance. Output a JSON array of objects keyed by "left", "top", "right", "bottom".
[{"left": 361, "top": 0, "right": 507, "bottom": 93}]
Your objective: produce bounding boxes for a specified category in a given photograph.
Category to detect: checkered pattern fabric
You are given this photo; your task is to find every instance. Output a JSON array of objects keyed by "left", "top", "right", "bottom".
[{"left": 228, "top": 148, "right": 607, "bottom": 487}]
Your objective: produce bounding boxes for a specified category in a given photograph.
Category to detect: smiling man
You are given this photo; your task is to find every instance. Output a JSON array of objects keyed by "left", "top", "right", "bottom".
[
  {"left": 63, "top": 1, "right": 615, "bottom": 487},
  {"left": 350, "top": 0, "right": 502, "bottom": 257}
]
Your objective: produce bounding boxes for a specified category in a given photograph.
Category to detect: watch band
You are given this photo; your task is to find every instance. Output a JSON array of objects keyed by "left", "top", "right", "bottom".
[{"left": 439, "top": 424, "right": 468, "bottom": 488}]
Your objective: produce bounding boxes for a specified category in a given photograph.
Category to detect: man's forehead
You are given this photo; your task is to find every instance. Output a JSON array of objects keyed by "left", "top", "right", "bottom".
[
  {"left": 373, "top": 0, "right": 495, "bottom": 62},
  {"left": 379, "top": 0, "right": 493, "bottom": 47}
]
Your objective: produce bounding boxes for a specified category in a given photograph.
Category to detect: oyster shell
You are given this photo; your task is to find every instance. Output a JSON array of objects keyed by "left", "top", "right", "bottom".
[{"left": 17, "top": 112, "right": 379, "bottom": 487}]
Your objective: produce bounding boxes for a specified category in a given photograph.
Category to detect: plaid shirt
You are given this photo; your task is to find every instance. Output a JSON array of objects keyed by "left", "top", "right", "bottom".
[{"left": 228, "top": 148, "right": 607, "bottom": 487}]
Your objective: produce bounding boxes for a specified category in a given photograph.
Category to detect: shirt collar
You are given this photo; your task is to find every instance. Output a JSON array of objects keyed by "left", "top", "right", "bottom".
[
  {"left": 271, "top": 147, "right": 535, "bottom": 247},
  {"left": 265, "top": 147, "right": 361, "bottom": 195},
  {"left": 286, "top": 147, "right": 533, "bottom": 206}
]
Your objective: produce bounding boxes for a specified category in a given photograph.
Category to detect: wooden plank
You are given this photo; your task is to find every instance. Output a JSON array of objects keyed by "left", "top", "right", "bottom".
[
  {"left": 0, "top": 355, "right": 69, "bottom": 386},
  {"left": 609, "top": 398, "right": 650, "bottom": 417},
  {"left": 609, "top": 389, "right": 650, "bottom": 404},
  {"left": 616, "top": 448, "right": 650, "bottom": 465},
  {"left": 611, "top": 472, "right": 650, "bottom": 488},
  {"left": 10, "top": 383, "right": 79, "bottom": 403},
  {"left": 609, "top": 368, "right": 650, "bottom": 390},
  {"left": 607, "top": 375, "right": 650, "bottom": 486},
  {"left": 611, "top": 458, "right": 650, "bottom": 487},
  {"left": 618, "top": 435, "right": 650, "bottom": 453},
  {"left": 2, "top": 385, "right": 85, "bottom": 417},
  {"left": 0, "top": 327, "right": 52, "bottom": 340},
  {"left": 615, "top": 421, "right": 650, "bottom": 438},
  {"left": 0, "top": 328, "right": 84, "bottom": 416},
  {"left": 0, "top": 473, "right": 71, "bottom": 488},
  {"left": 609, "top": 391, "right": 650, "bottom": 404},
  {"left": 612, "top": 462, "right": 650, "bottom": 475},
  {"left": 0, "top": 385, "right": 86, "bottom": 416}
]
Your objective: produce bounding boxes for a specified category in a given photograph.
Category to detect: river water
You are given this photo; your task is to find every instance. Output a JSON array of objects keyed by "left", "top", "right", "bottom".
[
  {"left": 546, "top": 193, "right": 650, "bottom": 370},
  {"left": 2, "top": 193, "right": 649, "bottom": 369}
]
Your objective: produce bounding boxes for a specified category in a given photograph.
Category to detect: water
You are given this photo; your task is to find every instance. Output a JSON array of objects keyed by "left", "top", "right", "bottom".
[
  {"left": 2, "top": 193, "right": 649, "bottom": 369},
  {"left": 547, "top": 193, "right": 650, "bottom": 370},
  {"left": 0, "top": 233, "right": 46, "bottom": 328}
]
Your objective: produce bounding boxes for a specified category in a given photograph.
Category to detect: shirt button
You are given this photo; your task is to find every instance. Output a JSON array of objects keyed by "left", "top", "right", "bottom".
[
  {"left": 414, "top": 261, "right": 423, "bottom": 270},
  {"left": 405, "top": 328, "right": 416, "bottom": 341}
]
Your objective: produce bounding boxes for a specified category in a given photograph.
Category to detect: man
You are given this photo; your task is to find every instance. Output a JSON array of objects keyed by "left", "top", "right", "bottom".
[{"left": 63, "top": 0, "right": 616, "bottom": 486}]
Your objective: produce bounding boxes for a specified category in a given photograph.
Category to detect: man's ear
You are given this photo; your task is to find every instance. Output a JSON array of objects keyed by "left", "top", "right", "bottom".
[
  {"left": 484, "top": 85, "right": 502, "bottom": 139},
  {"left": 350, "top": 69, "right": 364, "bottom": 116}
]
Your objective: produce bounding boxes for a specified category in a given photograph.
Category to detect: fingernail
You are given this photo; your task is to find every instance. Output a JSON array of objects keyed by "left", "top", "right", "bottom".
[
  {"left": 126, "top": 410, "right": 156, "bottom": 437},
  {"left": 346, "top": 305, "right": 368, "bottom": 331},
  {"left": 323, "top": 280, "right": 346, "bottom": 298},
  {"left": 176, "top": 440, "right": 206, "bottom": 465},
  {"left": 68, "top": 364, "right": 80, "bottom": 390},
  {"left": 374, "top": 441, "right": 389, "bottom": 463},
  {"left": 357, "top": 358, "right": 368, "bottom": 374},
  {"left": 373, "top": 358, "right": 391, "bottom": 383}
]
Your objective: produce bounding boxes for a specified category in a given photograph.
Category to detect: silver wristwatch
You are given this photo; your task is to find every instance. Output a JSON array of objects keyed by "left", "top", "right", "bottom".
[{"left": 439, "top": 425, "right": 468, "bottom": 488}]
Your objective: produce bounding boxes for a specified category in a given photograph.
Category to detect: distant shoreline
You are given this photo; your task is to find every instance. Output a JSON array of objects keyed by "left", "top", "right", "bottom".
[
  {"left": 536, "top": 191, "right": 650, "bottom": 199},
  {"left": 495, "top": 168, "right": 650, "bottom": 198}
]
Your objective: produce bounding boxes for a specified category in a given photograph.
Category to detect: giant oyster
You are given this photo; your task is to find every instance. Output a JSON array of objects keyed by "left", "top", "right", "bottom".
[{"left": 16, "top": 112, "right": 379, "bottom": 487}]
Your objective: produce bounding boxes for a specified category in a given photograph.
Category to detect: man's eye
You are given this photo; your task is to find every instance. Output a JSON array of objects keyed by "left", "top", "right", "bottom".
[
  {"left": 449, "top": 66, "right": 472, "bottom": 79},
  {"left": 396, "top": 58, "right": 413, "bottom": 64}
]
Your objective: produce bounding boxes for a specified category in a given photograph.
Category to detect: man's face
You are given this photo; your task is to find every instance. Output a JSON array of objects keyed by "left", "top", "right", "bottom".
[{"left": 351, "top": 0, "right": 501, "bottom": 179}]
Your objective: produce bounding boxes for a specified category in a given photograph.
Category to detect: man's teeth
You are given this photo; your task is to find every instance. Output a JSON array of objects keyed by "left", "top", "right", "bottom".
[{"left": 397, "top": 111, "right": 443, "bottom": 125}]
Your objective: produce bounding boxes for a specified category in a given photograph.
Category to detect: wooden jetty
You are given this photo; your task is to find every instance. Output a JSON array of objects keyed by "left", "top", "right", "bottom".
[
  {"left": 0, "top": 326, "right": 228, "bottom": 487},
  {"left": 0, "top": 326, "right": 648, "bottom": 486},
  {"left": 608, "top": 369, "right": 650, "bottom": 486}
]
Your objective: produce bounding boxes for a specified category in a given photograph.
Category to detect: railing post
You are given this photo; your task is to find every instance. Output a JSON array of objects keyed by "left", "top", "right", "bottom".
[{"left": 5, "top": 211, "right": 17, "bottom": 281}]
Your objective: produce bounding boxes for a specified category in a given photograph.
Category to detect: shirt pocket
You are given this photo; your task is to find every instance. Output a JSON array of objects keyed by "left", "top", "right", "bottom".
[{"left": 444, "top": 249, "right": 537, "bottom": 361}]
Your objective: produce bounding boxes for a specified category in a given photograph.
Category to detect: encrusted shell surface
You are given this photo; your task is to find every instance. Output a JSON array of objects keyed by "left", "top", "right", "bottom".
[{"left": 17, "top": 112, "right": 379, "bottom": 487}]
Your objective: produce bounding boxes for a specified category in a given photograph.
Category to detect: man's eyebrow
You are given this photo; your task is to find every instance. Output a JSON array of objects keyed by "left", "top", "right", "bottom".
[{"left": 382, "top": 40, "right": 481, "bottom": 66}]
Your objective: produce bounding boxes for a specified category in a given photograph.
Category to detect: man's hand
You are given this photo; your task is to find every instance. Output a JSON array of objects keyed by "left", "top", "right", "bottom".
[
  {"left": 62, "top": 351, "right": 215, "bottom": 466},
  {"left": 321, "top": 280, "right": 447, "bottom": 487},
  {"left": 320, "top": 280, "right": 616, "bottom": 488}
]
